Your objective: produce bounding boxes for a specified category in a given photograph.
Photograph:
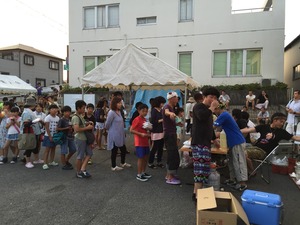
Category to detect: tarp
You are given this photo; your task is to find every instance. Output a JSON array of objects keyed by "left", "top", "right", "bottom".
[
  {"left": 81, "top": 43, "right": 200, "bottom": 91},
  {"left": 0, "top": 75, "right": 36, "bottom": 94}
]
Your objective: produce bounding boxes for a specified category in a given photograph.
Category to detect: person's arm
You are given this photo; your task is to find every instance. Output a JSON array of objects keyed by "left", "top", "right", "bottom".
[
  {"left": 164, "top": 108, "right": 176, "bottom": 120},
  {"left": 292, "top": 135, "right": 300, "bottom": 142},
  {"left": 56, "top": 119, "right": 69, "bottom": 131},
  {"left": 241, "top": 127, "right": 256, "bottom": 134},
  {"left": 73, "top": 116, "right": 93, "bottom": 133},
  {"left": 130, "top": 120, "right": 149, "bottom": 137},
  {"left": 105, "top": 111, "right": 114, "bottom": 130}
]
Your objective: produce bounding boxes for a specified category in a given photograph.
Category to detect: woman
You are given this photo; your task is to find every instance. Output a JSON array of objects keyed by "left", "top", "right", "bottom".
[
  {"left": 148, "top": 96, "right": 166, "bottom": 169},
  {"left": 105, "top": 97, "right": 131, "bottom": 171}
]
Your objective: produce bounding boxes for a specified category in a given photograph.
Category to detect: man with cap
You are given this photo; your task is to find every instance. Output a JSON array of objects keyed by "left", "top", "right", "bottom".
[
  {"left": 163, "top": 91, "right": 181, "bottom": 185},
  {"left": 185, "top": 96, "right": 195, "bottom": 134}
]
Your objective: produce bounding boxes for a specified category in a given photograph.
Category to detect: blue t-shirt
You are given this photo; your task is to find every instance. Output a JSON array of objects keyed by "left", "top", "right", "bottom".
[{"left": 214, "top": 111, "right": 245, "bottom": 148}]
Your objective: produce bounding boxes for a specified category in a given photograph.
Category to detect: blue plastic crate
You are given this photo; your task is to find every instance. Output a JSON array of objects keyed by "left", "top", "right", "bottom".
[{"left": 241, "top": 189, "right": 283, "bottom": 225}]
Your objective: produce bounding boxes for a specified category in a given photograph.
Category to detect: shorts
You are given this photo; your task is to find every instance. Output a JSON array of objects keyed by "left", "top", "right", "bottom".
[
  {"left": 42, "top": 135, "right": 56, "bottom": 148},
  {"left": 95, "top": 122, "right": 105, "bottom": 130},
  {"left": 135, "top": 146, "right": 150, "bottom": 158},
  {"left": 75, "top": 138, "right": 93, "bottom": 160},
  {"left": 6, "top": 133, "right": 19, "bottom": 141},
  {"left": 60, "top": 137, "right": 76, "bottom": 155}
]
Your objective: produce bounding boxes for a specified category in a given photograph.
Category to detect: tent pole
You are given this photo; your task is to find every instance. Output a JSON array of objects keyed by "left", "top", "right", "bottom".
[{"left": 183, "top": 85, "right": 188, "bottom": 136}]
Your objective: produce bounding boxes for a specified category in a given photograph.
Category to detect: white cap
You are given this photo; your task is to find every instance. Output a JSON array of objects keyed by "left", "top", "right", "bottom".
[{"left": 167, "top": 92, "right": 178, "bottom": 100}]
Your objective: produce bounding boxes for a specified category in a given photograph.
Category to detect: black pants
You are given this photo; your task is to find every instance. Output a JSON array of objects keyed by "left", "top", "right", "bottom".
[
  {"left": 164, "top": 133, "right": 180, "bottom": 171},
  {"left": 111, "top": 144, "right": 126, "bottom": 168},
  {"left": 186, "top": 119, "right": 191, "bottom": 133},
  {"left": 149, "top": 138, "right": 164, "bottom": 164}
]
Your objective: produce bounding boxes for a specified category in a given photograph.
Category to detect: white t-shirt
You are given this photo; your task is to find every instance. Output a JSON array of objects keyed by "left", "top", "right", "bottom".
[
  {"left": 185, "top": 102, "right": 193, "bottom": 120},
  {"left": 286, "top": 99, "right": 300, "bottom": 124},
  {"left": 246, "top": 94, "right": 256, "bottom": 101},
  {"left": 44, "top": 114, "right": 59, "bottom": 136},
  {"left": 7, "top": 116, "right": 21, "bottom": 135}
]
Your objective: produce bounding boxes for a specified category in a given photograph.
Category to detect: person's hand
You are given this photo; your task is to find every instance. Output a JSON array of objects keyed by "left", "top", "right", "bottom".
[
  {"left": 87, "top": 124, "right": 94, "bottom": 130},
  {"left": 170, "top": 112, "right": 176, "bottom": 120},
  {"left": 266, "top": 132, "right": 273, "bottom": 140},
  {"left": 213, "top": 139, "right": 220, "bottom": 149},
  {"left": 49, "top": 136, "right": 53, "bottom": 142}
]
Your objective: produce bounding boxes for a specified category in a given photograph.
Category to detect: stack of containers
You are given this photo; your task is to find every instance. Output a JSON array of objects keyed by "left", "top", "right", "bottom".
[{"left": 241, "top": 190, "right": 283, "bottom": 225}]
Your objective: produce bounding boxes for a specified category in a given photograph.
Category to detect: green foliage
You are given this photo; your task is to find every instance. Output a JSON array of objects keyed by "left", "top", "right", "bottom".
[{"left": 200, "top": 82, "right": 287, "bottom": 91}]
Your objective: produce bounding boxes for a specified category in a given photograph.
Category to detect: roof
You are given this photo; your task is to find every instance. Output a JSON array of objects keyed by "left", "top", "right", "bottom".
[
  {"left": 0, "top": 44, "right": 64, "bottom": 60},
  {"left": 284, "top": 34, "right": 300, "bottom": 51},
  {"left": 0, "top": 75, "right": 37, "bottom": 94},
  {"left": 82, "top": 43, "right": 200, "bottom": 91}
]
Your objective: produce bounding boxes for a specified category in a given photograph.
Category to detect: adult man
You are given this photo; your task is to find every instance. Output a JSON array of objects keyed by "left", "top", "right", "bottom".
[
  {"left": 163, "top": 92, "right": 181, "bottom": 185},
  {"left": 219, "top": 90, "right": 231, "bottom": 110},
  {"left": 245, "top": 90, "right": 256, "bottom": 110},
  {"left": 185, "top": 96, "right": 195, "bottom": 134},
  {"left": 191, "top": 87, "right": 220, "bottom": 201},
  {"left": 285, "top": 90, "right": 300, "bottom": 134},
  {"left": 241, "top": 113, "right": 300, "bottom": 162}
]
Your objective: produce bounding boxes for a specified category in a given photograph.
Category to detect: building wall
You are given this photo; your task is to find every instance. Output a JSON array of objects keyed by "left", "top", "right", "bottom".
[
  {"left": 0, "top": 50, "right": 63, "bottom": 86},
  {"left": 284, "top": 38, "right": 300, "bottom": 90},
  {"left": 69, "top": 0, "right": 285, "bottom": 87}
]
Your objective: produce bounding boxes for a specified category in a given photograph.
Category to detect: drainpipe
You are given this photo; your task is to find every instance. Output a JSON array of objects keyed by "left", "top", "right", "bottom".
[{"left": 18, "top": 50, "right": 21, "bottom": 78}]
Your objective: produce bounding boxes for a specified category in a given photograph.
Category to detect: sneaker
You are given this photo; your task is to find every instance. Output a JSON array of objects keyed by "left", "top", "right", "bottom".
[
  {"left": 25, "top": 162, "right": 34, "bottom": 169},
  {"left": 136, "top": 174, "right": 148, "bottom": 182},
  {"left": 156, "top": 163, "right": 165, "bottom": 168},
  {"left": 223, "top": 179, "right": 237, "bottom": 186},
  {"left": 148, "top": 164, "right": 157, "bottom": 169},
  {"left": 10, "top": 156, "right": 18, "bottom": 164},
  {"left": 62, "top": 164, "right": 73, "bottom": 170},
  {"left": 142, "top": 172, "right": 152, "bottom": 179},
  {"left": 65, "top": 161, "right": 73, "bottom": 169},
  {"left": 42, "top": 164, "right": 49, "bottom": 170},
  {"left": 77, "top": 170, "right": 91, "bottom": 178},
  {"left": 121, "top": 163, "right": 132, "bottom": 168},
  {"left": 166, "top": 178, "right": 181, "bottom": 185},
  {"left": 33, "top": 159, "right": 44, "bottom": 164},
  {"left": 0, "top": 156, "right": 3, "bottom": 165},
  {"left": 1, "top": 157, "right": 8, "bottom": 164},
  {"left": 49, "top": 161, "right": 59, "bottom": 166},
  {"left": 111, "top": 166, "right": 123, "bottom": 171},
  {"left": 232, "top": 184, "right": 248, "bottom": 192},
  {"left": 88, "top": 159, "right": 92, "bottom": 165}
]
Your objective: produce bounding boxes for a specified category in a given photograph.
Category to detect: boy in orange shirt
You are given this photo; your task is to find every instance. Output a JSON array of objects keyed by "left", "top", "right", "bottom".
[{"left": 130, "top": 104, "right": 152, "bottom": 182}]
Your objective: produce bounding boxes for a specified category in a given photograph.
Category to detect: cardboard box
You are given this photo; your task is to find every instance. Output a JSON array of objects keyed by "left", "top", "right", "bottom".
[{"left": 197, "top": 187, "right": 249, "bottom": 225}]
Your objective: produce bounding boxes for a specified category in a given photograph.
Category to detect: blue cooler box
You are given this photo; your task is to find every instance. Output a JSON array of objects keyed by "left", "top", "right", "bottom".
[{"left": 241, "top": 190, "right": 283, "bottom": 225}]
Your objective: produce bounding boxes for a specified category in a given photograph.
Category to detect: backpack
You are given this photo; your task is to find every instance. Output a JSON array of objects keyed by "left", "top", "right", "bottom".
[{"left": 52, "top": 131, "right": 66, "bottom": 145}]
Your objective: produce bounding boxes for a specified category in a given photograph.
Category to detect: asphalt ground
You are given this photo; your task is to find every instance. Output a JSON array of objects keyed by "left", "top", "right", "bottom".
[{"left": 0, "top": 132, "right": 299, "bottom": 225}]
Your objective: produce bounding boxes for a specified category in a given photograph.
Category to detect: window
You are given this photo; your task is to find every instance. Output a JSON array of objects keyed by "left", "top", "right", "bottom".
[
  {"left": 294, "top": 64, "right": 300, "bottom": 80},
  {"left": 49, "top": 60, "right": 59, "bottom": 70},
  {"left": 178, "top": 52, "right": 192, "bottom": 76},
  {"left": 1, "top": 52, "right": 14, "bottom": 60},
  {"left": 137, "top": 16, "right": 157, "bottom": 25},
  {"left": 213, "top": 49, "right": 261, "bottom": 77},
  {"left": 36, "top": 78, "right": 46, "bottom": 87},
  {"left": 84, "top": 56, "right": 111, "bottom": 74},
  {"left": 24, "top": 54, "right": 34, "bottom": 66},
  {"left": 84, "top": 4, "right": 119, "bottom": 29},
  {"left": 179, "top": 0, "right": 193, "bottom": 21}
]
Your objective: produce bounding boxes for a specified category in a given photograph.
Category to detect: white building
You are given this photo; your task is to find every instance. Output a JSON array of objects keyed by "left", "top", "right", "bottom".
[
  {"left": 0, "top": 44, "right": 64, "bottom": 87},
  {"left": 69, "top": 0, "right": 285, "bottom": 88},
  {"left": 284, "top": 35, "right": 300, "bottom": 90}
]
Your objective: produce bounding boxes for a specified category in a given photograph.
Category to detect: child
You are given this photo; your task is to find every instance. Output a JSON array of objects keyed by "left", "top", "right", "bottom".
[
  {"left": 42, "top": 104, "right": 59, "bottom": 170},
  {"left": 84, "top": 103, "right": 96, "bottom": 164},
  {"left": 57, "top": 106, "right": 76, "bottom": 170},
  {"left": 72, "top": 100, "right": 94, "bottom": 178},
  {"left": 3, "top": 107, "right": 21, "bottom": 164},
  {"left": 130, "top": 104, "right": 152, "bottom": 182},
  {"left": 94, "top": 100, "right": 106, "bottom": 150},
  {"left": 175, "top": 107, "right": 184, "bottom": 147},
  {"left": 33, "top": 103, "right": 46, "bottom": 164}
]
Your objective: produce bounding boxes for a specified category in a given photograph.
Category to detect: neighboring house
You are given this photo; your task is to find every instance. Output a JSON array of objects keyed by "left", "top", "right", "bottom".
[
  {"left": 284, "top": 34, "right": 300, "bottom": 91},
  {"left": 68, "top": 0, "right": 285, "bottom": 88},
  {"left": 0, "top": 44, "right": 64, "bottom": 87}
]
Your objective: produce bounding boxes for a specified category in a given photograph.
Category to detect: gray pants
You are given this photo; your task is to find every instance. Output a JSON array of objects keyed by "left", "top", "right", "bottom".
[{"left": 228, "top": 143, "right": 248, "bottom": 182}]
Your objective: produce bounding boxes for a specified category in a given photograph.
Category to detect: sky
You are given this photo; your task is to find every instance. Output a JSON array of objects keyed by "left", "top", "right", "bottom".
[{"left": 0, "top": 0, "right": 299, "bottom": 61}]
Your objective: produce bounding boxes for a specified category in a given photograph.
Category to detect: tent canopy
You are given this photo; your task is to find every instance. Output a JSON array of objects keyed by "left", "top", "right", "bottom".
[
  {"left": 81, "top": 43, "right": 200, "bottom": 90},
  {"left": 0, "top": 75, "right": 37, "bottom": 94}
]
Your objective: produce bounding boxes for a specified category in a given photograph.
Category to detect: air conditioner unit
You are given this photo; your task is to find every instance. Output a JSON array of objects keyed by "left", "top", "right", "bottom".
[{"left": 261, "top": 79, "right": 277, "bottom": 86}]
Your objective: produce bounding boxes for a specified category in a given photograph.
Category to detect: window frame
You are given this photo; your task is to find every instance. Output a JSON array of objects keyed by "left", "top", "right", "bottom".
[
  {"left": 179, "top": 0, "right": 193, "bottom": 22},
  {"left": 212, "top": 49, "right": 262, "bottom": 77},
  {"left": 84, "top": 55, "right": 111, "bottom": 74},
  {"left": 137, "top": 16, "right": 157, "bottom": 26},
  {"left": 83, "top": 4, "right": 119, "bottom": 29},
  {"left": 24, "top": 54, "right": 34, "bottom": 66},
  {"left": 293, "top": 64, "right": 300, "bottom": 80},
  {"left": 36, "top": 78, "right": 46, "bottom": 87},
  {"left": 178, "top": 52, "right": 192, "bottom": 77},
  {"left": 49, "top": 60, "right": 59, "bottom": 70}
]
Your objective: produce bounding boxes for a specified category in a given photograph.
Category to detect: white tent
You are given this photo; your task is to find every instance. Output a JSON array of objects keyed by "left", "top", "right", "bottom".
[
  {"left": 0, "top": 75, "right": 37, "bottom": 94},
  {"left": 81, "top": 43, "right": 200, "bottom": 91}
]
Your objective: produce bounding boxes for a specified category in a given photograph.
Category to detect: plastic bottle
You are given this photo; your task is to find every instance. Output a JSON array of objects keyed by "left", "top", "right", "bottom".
[
  {"left": 220, "top": 130, "right": 227, "bottom": 150},
  {"left": 208, "top": 162, "right": 220, "bottom": 191}
]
